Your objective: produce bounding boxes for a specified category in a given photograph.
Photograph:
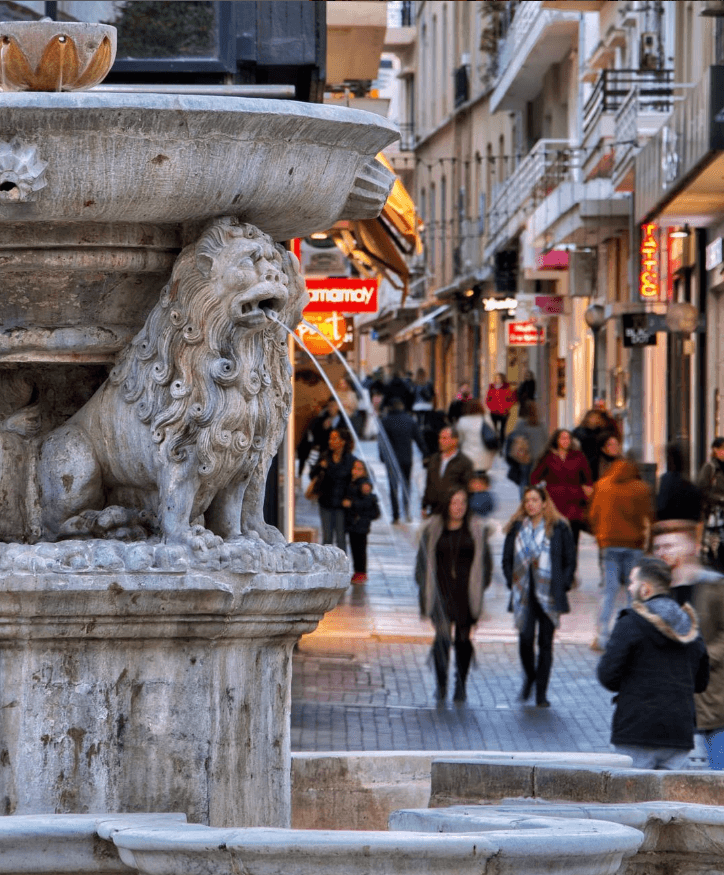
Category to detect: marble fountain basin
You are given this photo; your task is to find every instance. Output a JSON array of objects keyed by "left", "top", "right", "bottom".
[
  {"left": 0, "top": 92, "right": 397, "bottom": 362},
  {"left": 0, "top": 92, "right": 397, "bottom": 233},
  {"left": 0, "top": 812, "right": 644, "bottom": 875}
]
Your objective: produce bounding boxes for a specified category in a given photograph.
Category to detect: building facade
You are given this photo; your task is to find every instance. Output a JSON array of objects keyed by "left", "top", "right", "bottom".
[{"left": 381, "top": 0, "right": 724, "bottom": 478}]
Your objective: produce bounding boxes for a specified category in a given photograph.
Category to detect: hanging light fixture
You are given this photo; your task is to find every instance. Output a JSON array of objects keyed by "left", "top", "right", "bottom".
[{"left": 669, "top": 224, "right": 691, "bottom": 239}]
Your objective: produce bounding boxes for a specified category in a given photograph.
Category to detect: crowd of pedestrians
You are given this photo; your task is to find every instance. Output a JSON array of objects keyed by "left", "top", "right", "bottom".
[{"left": 297, "top": 366, "right": 724, "bottom": 770}]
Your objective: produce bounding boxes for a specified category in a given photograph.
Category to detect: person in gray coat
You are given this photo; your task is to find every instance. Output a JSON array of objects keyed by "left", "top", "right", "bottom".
[{"left": 415, "top": 487, "right": 490, "bottom": 703}]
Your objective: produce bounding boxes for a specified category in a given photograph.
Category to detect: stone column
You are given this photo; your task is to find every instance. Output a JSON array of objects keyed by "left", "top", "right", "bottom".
[{"left": 0, "top": 541, "right": 348, "bottom": 827}]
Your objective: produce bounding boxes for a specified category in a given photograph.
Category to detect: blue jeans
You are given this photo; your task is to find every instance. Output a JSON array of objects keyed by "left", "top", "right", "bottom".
[
  {"left": 700, "top": 728, "right": 724, "bottom": 769},
  {"left": 597, "top": 547, "right": 642, "bottom": 647}
]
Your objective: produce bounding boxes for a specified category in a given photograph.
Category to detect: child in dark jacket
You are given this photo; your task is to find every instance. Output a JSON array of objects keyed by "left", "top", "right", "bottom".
[{"left": 343, "top": 459, "right": 380, "bottom": 583}]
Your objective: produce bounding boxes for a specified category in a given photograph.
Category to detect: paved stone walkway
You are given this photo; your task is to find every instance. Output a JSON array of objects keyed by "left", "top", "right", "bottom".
[{"left": 291, "top": 440, "right": 626, "bottom": 754}]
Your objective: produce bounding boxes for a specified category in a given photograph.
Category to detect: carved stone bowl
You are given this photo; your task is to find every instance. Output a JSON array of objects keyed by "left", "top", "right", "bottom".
[
  {"left": 0, "top": 94, "right": 397, "bottom": 362},
  {"left": 0, "top": 20, "right": 116, "bottom": 92}
]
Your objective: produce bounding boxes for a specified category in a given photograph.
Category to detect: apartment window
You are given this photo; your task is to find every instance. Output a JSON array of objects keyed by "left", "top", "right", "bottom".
[
  {"left": 421, "top": 23, "right": 428, "bottom": 131},
  {"left": 441, "top": 175, "right": 447, "bottom": 278},
  {"left": 430, "top": 183, "right": 436, "bottom": 273},
  {"left": 442, "top": 5, "right": 448, "bottom": 117},
  {"left": 432, "top": 15, "right": 438, "bottom": 126}
]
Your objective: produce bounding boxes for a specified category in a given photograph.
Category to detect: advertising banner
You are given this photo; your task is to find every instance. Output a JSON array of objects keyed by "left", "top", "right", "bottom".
[
  {"left": 304, "top": 278, "right": 379, "bottom": 313},
  {"left": 507, "top": 321, "right": 545, "bottom": 346}
]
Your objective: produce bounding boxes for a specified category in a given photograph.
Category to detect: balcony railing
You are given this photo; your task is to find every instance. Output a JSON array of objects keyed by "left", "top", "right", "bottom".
[
  {"left": 495, "top": 1, "right": 542, "bottom": 80},
  {"left": 487, "top": 139, "right": 574, "bottom": 242},
  {"left": 612, "top": 82, "right": 690, "bottom": 190},
  {"left": 582, "top": 68, "right": 674, "bottom": 133},
  {"left": 397, "top": 122, "right": 416, "bottom": 151}
]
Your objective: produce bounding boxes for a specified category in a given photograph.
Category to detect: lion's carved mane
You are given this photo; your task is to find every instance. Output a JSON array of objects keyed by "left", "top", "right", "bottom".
[
  {"left": 108, "top": 221, "right": 299, "bottom": 478},
  {"left": 39, "top": 218, "right": 308, "bottom": 548}
]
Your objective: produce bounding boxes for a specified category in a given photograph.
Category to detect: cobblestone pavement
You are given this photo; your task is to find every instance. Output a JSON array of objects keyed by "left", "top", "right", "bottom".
[{"left": 291, "top": 440, "right": 623, "bottom": 754}]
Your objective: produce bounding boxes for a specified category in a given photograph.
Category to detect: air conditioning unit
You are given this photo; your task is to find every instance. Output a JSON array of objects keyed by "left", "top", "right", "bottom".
[{"left": 640, "top": 32, "right": 659, "bottom": 70}]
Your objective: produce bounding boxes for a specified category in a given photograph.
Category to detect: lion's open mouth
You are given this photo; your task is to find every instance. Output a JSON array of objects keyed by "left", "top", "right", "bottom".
[{"left": 233, "top": 297, "right": 285, "bottom": 327}]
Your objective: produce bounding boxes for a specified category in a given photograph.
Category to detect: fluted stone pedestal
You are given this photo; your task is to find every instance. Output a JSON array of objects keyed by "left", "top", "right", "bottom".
[{"left": 0, "top": 540, "right": 348, "bottom": 827}]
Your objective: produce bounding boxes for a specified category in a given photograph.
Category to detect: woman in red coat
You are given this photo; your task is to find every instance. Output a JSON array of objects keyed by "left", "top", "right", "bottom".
[
  {"left": 531, "top": 428, "right": 593, "bottom": 568},
  {"left": 485, "top": 373, "right": 517, "bottom": 448}
]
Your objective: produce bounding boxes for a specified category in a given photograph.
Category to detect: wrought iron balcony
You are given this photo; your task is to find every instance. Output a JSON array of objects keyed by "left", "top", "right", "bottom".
[{"left": 583, "top": 68, "right": 674, "bottom": 133}]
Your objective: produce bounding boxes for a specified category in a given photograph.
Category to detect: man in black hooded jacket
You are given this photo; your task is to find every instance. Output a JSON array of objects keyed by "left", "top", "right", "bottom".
[{"left": 597, "top": 556, "right": 709, "bottom": 769}]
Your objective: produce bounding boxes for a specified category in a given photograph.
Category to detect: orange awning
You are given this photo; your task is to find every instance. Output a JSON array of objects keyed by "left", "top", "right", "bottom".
[{"left": 330, "top": 153, "right": 423, "bottom": 301}]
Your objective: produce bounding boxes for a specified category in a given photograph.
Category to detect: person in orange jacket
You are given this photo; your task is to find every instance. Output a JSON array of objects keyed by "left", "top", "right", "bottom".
[
  {"left": 485, "top": 372, "right": 517, "bottom": 449},
  {"left": 588, "top": 449, "right": 655, "bottom": 651}
]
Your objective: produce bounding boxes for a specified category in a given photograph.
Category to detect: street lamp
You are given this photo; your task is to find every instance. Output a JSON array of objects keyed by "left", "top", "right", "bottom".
[
  {"left": 665, "top": 301, "right": 698, "bottom": 334},
  {"left": 584, "top": 303, "right": 606, "bottom": 404}
]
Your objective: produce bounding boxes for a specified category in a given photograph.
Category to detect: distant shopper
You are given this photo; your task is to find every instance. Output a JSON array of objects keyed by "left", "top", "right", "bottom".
[
  {"left": 505, "top": 401, "right": 548, "bottom": 497},
  {"left": 456, "top": 398, "right": 497, "bottom": 473},
  {"left": 415, "top": 487, "right": 490, "bottom": 703},
  {"left": 411, "top": 367, "right": 435, "bottom": 427},
  {"left": 517, "top": 370, "right": 536, "bottom": 412},
  {"left": 531, "top": 428, "right": 593, "bottom": 568},
  {"left": 485, "top": 373, "right": 517, "bottom": 448},
  {"left": 343, "top": 459, "right": 380, "bottom": 584},
  {"left": 573, "top": 409, "right": 619, "bottom": 482},
  {"left": 447, "top": 380, "right": 473, "bottom": 424},
  {"left": 502, "top": 485, "right": 575, "bottom": 708},
  {"left": 588, "top": 455, "right": 654, "bottom": 651},
  {"left": 308, "top": 427, "right": 356, "bottom": 550},
  {"left": 467, "top": 470, "right": 495, "bottom": 519},
  {"left": 698, "top": 437, "right": 724, "bottom": 572},
  {"left": 597, "top": 557, "right": 709, "bottom": 770},
  {"left": 381, "top": 367, "right": 413, "bottom": 413},
  {"left": 657, "top": 441, "right": 702, "bottom": 524},
  {"left": 378, "top": 398, "right": 428, "bottom": 524},
  {"left": 421, "top": 426, "right": 474, "bottom": 518}
]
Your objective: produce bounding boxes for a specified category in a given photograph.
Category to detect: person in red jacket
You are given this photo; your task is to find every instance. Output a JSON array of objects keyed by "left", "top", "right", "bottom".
[
  {"left": 485, "top": 373, "right": 517, "bottom": 448},
  {"left": 531, "top": 428, "right": 593, "bottom": 571}
]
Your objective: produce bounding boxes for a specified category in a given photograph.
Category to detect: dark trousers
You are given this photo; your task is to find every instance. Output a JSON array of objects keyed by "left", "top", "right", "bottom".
[
  {"left": 432, "top": 620, "right": 473, "bottom": 694},
  {"left": 518, "top": 595, "right": 555, "bottom": 702},
  {"left": 490, "top": 412, "right": 509, "bottom": 447},
  {"left": 319, "top": 507, "right": 346, "bottom": 550},
  {"left": 570, "top": 520, "right": 584, "bottom": 573},
  {"left": 348, "top": 532, "right": 368, "bottom": 573},
  {"left": 387, "top": 459, "right": 412, "bottom": 521}
]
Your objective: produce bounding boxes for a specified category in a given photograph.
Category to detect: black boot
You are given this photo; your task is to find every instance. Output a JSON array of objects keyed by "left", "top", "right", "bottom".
[
  {"left": 432, "top": 637, "right": 449, "bottom": 703},
  {"left": 453, "top": 639, "right": 473, "bottom": 703}
]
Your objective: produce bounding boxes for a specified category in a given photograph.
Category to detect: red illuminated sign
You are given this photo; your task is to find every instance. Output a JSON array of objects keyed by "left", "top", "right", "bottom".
[
  {"left": 639, "top": 223, "right": 660, "bottom": 299},
  {"left": 507, "top": 321, "right": 545, "bottom": 346},
  {"left": 304, "top": 278, "right": 379, "bottom": 314}
]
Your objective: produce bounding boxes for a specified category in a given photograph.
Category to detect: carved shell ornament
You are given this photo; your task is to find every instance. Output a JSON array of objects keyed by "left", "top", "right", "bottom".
[
  {"left": 0, "top": 138, "right": 47, "bottom": 202},
  {"left": 0, "top": 20, "right": 116, "bottom": 92}
]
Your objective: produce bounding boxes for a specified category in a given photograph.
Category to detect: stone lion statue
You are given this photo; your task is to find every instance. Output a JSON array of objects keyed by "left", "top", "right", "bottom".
[{"left": 39, "top": 218, "right": 308, "bottom": 551}]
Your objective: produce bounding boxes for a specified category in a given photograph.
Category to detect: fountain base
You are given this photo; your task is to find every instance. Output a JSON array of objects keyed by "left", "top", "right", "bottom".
[{"left": 0, "top": 540, "right": 349, "bottom": 826}]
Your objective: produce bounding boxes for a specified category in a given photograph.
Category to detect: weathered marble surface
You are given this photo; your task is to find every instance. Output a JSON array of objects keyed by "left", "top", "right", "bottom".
[
  {"left": 291, "top": 751, "right": 632, "bottom": 831},
  {"left": 0, "top": 94, "right": 397, "bottom": 234},
  {"left": 0, "top": 541, "right": 348, "bottom": 826},
  {"left": 430, "top": 759, "right": 724, "bottom": 807},
  {"left": 0, "top": 813, "right": 184, "bottom": 873},
  {"left": 392, "top": 802, "right": 724, "bottom": 875},
  {"left": 99, "top": 818, "right": 642, "bottom": 875}
]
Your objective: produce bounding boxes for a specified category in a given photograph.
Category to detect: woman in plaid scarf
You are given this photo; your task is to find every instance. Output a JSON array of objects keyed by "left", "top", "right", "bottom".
[{"left": 502, "top": 485, "right": 575, "bottom": 707}]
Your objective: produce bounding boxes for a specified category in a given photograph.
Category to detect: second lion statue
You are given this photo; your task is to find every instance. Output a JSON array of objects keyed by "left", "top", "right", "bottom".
[{"left": 39, "top": 217, "right": 308, "bottom": 551}]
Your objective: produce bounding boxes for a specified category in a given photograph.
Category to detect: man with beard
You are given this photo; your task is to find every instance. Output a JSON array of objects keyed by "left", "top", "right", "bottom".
[{"left": 597, "top": 557, "right": 709, "bottom": 769}]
